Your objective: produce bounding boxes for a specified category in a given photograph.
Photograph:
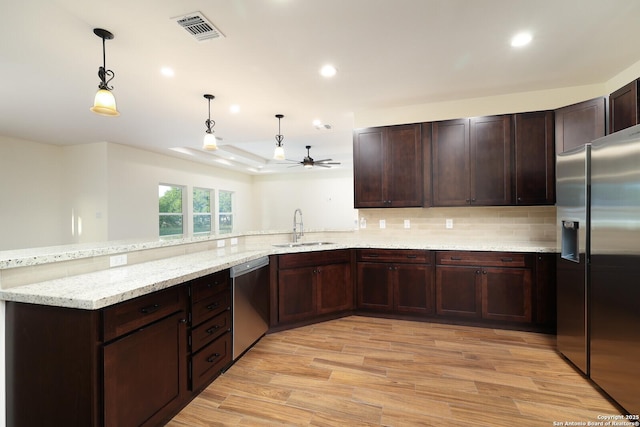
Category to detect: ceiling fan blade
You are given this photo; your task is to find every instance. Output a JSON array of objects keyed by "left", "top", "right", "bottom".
[
  {"left": 315, "top": 163, "right": 331, "bottom": 168},
  {"left": 314, "top": 158, "right": 333, "bottom": 163},
  {"left": 318, "top": 161, "right": 341, "bottom": 165}
]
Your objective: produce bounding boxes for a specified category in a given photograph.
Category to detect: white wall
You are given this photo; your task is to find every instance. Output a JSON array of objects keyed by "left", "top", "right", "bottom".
[
  {"left": 0, "top": 136, "right": 65, "bottom": 250},
  {"left": 62, "top": 142, "right": 110, "bottom": 244},
  {"left": 252, "top": 169, "right": 356, "bottom": 231},
  {"left": 104, "top": 143, "right": 257, "bottom": 241}
]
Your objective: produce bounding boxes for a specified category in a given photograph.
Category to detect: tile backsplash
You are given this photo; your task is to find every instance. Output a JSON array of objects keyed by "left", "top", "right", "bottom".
[{"left": 356, "top": 206, "right": 556, "bottom": 244}]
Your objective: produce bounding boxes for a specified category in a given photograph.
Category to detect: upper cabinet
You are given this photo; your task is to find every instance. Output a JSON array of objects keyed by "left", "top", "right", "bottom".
[
  {"left": 432, "top": 115, "right": 512, "bottom": 206},
  {"left": 555, "top": 97, "right": 606, "bottom": 154},
  {"left": 609, "top": 79, "right": 639, "bottom": 133},
  {"left": 353, "top": 123, "right": 423, "bottom": 208},
  {"left": 513, "top": 111, "right": 555, "bottom": 205}
]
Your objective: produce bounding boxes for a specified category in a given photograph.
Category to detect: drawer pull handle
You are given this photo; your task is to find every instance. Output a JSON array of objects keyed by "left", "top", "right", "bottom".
[
  {"left": 206, "top": 325, "right": 221, "bottom": 334},
  {"left": 450, "top": 257, "right": 462, "bottom": 261},
  {"left": 140, "top": 304, "right": 160, "bottom": 314},
  {"left": 501, "top": 258, "right": 513, "bottom": 262},
  {"left": 368, "top": 254, "right": 379, "bottom": 257},
  {"left": 207, "top": 353, "right": 221, "bottom": 363},
  {"left": 206, "top": 302, "right": 221, "bottom": 310},
  {"left": 406, "top": 255, "right": 417, "bottom": 259}
]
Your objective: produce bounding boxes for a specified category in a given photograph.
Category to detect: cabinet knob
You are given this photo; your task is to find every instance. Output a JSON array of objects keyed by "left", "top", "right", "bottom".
[
  {"left": 482, "top": 270, "right": 487, "bottom": 274},
  {"left": 476, "top": 270, "right": 481, "bottom": 274}
]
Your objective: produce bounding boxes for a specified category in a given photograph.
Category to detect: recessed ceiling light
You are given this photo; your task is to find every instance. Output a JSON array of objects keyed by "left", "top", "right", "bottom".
[
  {"left": 320, "top": 64, "right": 337, "bottom": 78},
  {"left": 160, "top": 67, "right": 175, "bottom": 77},
  {"left": 511, "top": 32, "right": 532, "bottom": 47}
]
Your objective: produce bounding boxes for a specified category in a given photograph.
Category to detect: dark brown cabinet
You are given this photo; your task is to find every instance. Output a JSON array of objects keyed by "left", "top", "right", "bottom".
[
  {"left": 555, "top": 97, "right": 606, "bottom": 154},
  {"left": 356, "top": 249, "right": 434, "bottom": 315},
  {"left": 353, "top": 123, "right": 423, "bottom": 208},
  {"left": 6, "top": 285, "right": 190, "bottom": 427},
  {"left": 277, "top": 250, "right": 353, "bottom": 324},
  {"left": 513, "top": 111, "right": 555, "bottom": 205},
  {"left": 188, "top": 270, "right": 232, "bottom": 392},
  {"left": 609, "top": 79, "right": 639, "bottom": 133},
  {"left": 432, "top": 115, "right": 512, "bottom": 206},
  {"left": 435, "top": 251, "right": 533, "bottom": 324}
]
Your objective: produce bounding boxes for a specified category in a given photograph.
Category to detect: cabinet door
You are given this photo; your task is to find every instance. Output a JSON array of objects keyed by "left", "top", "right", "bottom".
[
  {"left": 435, "top": 266, "right": 481, "bottom": 318},
  {"left": 357, "top": 262, "right": 394, "bottom": 311},
  {"left": 278, "top": 267, "right": 316, "bottom": 323},
  {"left": 353, "top": 127, "right": 385, "bottom": 207},
  {"left": 103, "top": 311, "right": 187, "bottom": 427},
  {"left": 555, "top": 97, "right": 606, "bottom": 154},
  {"left": 394, "top": 264, "right": 434, "bottom": 314},
  {"left": 609, "top": 79, "right": 639, "bottom": 133},
  {"left": 385, "top": 124, "right": 423, "bottom": 207},
  {"left": 481, "top": 267, "right": 532, "bottom": 323},
  {"left": 317, "top": 262, "right": 353, "bottom": 315},
  {"left": 432, "top": 119, "right": 470, "bottom": 206},
  {"left": 470, "top": 115, "right": 512, "bottom": 205},
  {"left": 513, "top": 111, "right": 555, "bottom": 205}
]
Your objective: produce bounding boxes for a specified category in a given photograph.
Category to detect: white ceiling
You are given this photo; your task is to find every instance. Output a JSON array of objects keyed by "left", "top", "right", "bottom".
[{"left": 2, "top": 0, "right": 640, "bottom": 174}]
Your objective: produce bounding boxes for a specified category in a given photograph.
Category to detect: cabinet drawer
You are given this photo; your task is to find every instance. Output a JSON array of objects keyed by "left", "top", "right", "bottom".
[
  {"left": 191, "top": 310, "right": 231, "bottom": 352},
  {"left": 190, "top": 270, "right": 230, "bottom": 303},
  {"left": 103, "top": 286, "right": 186, "bottom": 342},
  {"left": 279, "top": 249, "right": 350, "bottom": 269},
  {"left": 192, "top": 290, "right": 231, "bottom": 327},
  {"left": 191, "top": 332, "right": 231, "bottom": 391},
  {"left": 356, "top": 249, "right": 431, "bottom": 264},
  {"left": 436, "top": 251, "right": 527, "bottom": 267}
]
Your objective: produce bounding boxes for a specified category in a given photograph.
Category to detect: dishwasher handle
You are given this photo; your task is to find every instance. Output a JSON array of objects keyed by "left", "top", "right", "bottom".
[{"left": 230, "top": 256, "right": 270, "bottom": 277}]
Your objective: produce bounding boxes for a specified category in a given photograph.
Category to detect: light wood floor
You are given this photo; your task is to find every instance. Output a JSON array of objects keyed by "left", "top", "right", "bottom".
[{"left": 167, "top": 316, "right": 620, "bottom": 426}]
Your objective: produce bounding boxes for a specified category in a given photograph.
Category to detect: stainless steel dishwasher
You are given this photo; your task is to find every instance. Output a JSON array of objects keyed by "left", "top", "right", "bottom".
[{"left": 230, "top": 256, "right": 270, "bottom": 360}]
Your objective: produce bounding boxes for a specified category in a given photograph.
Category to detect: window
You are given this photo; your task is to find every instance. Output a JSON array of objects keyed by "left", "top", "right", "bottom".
[
  {"left": 159, "top": 184, "right": 185, "bottom": 237},
  {"left": 193, "top": 187, "right": 213, "bottom": 234},
  {"left": 218, "top": 190, "right": 234, "bottom": 234}
]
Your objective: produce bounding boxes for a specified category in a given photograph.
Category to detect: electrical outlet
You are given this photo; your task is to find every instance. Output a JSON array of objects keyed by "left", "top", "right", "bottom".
[
  {"left": 404, "top": 219, "right": 411, "bottom": 229},
  {"left": 379, "top": 219, "right": 386, "bottom": 229},
  {"left": 109, "top": 254, "right": 127, "bottom": 267},
  {"left": 216, "top": 239, "right": 226, "bottom": 248},
  {"left": 230, "top": 237, "right": 238, "bottom": 245},
  {"left": 446, "top": 219, "right": 453, "bottom": 229}
]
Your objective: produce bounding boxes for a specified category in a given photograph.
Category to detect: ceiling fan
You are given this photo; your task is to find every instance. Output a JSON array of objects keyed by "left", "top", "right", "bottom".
[{"left": 285, "top": 145, "right": 341, "bottom": 169}]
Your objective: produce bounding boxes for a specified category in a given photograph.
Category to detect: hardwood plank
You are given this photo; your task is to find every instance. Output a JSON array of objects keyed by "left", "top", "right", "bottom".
[{"left": 168, "top": 316, "right": 621, "bottom": 426}]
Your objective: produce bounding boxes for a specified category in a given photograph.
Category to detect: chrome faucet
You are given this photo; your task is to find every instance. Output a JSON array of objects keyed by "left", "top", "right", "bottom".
[{"left": 293, "top": 208, "right": 303, "bottom": 243}]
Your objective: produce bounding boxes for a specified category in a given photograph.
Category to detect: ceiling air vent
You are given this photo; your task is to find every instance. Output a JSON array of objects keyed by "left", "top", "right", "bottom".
[{"left": 172, "top": 12, "right": 224, "bottom": 42}]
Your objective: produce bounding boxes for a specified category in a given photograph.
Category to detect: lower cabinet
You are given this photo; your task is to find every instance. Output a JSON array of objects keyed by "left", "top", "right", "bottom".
[
  {"left": 356, "top": 249, "right": 435, "bottom": 315},
  {"left": 188, "top": 269, "right": 233, "bottom": 392},
  {"left": 6, "top": 271, "right": 235, "bottom": 427},
  {"left": 277, "top": 250, "right": 353, "bottom": 324},
  {"left": 435, "top": 251, "right": 533, "bottom": 324},
  {"left": 103, "top": 311, "right": 188, "bottom": 427}
]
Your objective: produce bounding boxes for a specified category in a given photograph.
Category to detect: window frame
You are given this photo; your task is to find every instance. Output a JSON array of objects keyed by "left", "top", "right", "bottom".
[
  {"left": 193, "top": 187, "right": 214, "bottom": 235},
  {"left": 217, "top": 190, "right": 234, "bottom": 234},
  {"left": 158, "top": 183, "right": 186, "bottom": 238}
]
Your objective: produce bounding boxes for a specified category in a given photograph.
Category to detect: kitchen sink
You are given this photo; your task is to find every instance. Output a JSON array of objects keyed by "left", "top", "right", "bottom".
[{"left": 272, "top": 241, "right": 334, "bottom": 248}]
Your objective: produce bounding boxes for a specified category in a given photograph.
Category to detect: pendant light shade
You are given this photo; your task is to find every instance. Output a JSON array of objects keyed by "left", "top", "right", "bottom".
[
  {"left": 273, "top": 114, "right": 285, "bottom": 160},
  {"left": 90, "top": 28, "right": 120, "bottom": 117},
  {"left": 203, "top": 94, "right": 218, "bottom": 151}
]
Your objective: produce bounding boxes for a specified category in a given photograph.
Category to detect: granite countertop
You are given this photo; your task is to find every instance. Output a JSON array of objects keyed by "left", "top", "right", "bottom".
[{"left": 0, "top": 239, "right": 556, "bottom": 310}]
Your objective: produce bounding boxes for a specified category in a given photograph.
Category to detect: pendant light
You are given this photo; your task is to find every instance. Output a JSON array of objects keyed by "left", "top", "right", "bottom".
[
  {"left": 273, "top": 114, "right": 285, "bottom": 160},
  {"left": 90, "top": 28, "right": 120, "bottom": 117},
  {"left": 203, "top": 94, "right": 218, "bottom": 151}
]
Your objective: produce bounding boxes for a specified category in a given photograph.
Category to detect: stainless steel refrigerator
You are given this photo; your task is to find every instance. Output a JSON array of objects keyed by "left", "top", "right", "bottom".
[
  {"left": 557, "top": 124, "right": 640, "bottom": 415},
  {"left": 556, "top": 143, "right": 590, "bottom": 376}
]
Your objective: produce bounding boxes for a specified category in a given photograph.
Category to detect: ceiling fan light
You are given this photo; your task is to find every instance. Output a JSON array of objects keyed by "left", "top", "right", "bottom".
[
  {"left": 273, "top": 145, "right": 285, "bottom": 160},
  {"left": 90, "top": 89, "right": 120, "bottom": 117},
  {"left": 304, "top": 163, "right": 313, "bottom": 169},
  {"left": 203, "top": 132, "right": 218, "bottom": 150}
]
